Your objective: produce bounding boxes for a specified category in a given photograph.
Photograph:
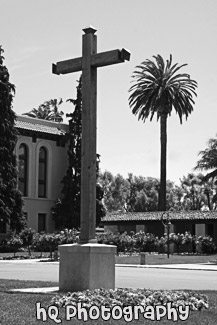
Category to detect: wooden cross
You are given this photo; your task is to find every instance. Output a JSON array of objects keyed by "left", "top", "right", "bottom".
[{"left": 53, "top": 26, "right": 130, "bottom": 243}]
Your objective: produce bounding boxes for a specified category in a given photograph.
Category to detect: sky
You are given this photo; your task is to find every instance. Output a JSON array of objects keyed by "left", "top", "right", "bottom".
[{"left": 1, "top": 0, "right": 217, "bottom": 184}]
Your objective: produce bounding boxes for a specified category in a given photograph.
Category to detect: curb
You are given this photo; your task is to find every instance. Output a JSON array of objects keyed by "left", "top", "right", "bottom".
[{"left": 116, "top": 263, "right": 217, "bottom": 271}]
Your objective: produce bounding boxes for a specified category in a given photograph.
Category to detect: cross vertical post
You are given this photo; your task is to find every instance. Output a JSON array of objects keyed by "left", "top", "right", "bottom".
[{"left": 80, "top": 27, "right": 97, "bottom": 243}]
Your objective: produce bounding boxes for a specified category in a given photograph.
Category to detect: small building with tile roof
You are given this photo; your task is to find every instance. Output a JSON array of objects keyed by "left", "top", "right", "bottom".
[
  {"left": 101, "top": 210, "right": 217, "bottom": 245},
  {"left": 0, "top": 115, "right": 69, "bottom": 237}
]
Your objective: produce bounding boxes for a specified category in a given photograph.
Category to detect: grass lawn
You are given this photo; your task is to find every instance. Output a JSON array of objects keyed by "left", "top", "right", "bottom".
[
  {"left": 0, "top": 279, "right": 217, "bottom": 324},
  {"left": 1, "top": 251, "right": 217, "bottom": 265},
  {"left": 116, "top": 253, "right": 217, "bottom": 265}
]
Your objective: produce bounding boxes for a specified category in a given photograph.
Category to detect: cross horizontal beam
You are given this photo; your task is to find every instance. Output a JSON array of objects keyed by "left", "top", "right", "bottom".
[
  {"left": 91, "top": 48, "right": 131, "bottom": 68},
  {"left": 52, "top": 48, "right": 130, "bottom": 75},
  {"left": 52, "top": 57, "right": 82, "bottom": 75}
]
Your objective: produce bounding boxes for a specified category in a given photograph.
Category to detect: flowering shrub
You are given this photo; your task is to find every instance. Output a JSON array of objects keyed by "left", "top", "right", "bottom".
[
  {"left": 132, "top": 232, "right": 159, "bottom": 252},
  {"left": 169, "top": 233, "right": 184, "bottom": 254},
  {"left": 181, "top": 232, "right": 195, "bottom": 253},
  {"left": 158, "top": 236, "right": 167, "bottom": 253},
  {"left": 97, "top": 231, "right": 217, "bottom": 255},
  {"left": 97, "top": 231, "right": 135, "bottom": 255},
  {"left": 51, "top": 288, "right": 209, "bottom": 312},
  {"left": 32, "top": 229, "right": 79, "bottom": 257},
  {"left": 59, "top": 228, "right": 79, "bottom": 244},
  {"left": 1, "top": 229, "right": 216, "bottom": 256},
  {"left": 7, "top": 234, "right": 23, "bottom": 256},
  {"left": 196, "top": 235, "right": 216, "bottom": 254},
  {"left": 20, "top": 227, "right": 35, "bottom": 256}
]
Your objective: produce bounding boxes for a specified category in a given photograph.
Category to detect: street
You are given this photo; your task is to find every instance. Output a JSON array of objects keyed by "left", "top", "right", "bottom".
[
  {"left": 0, "top": 260, "right": 217, "bottom": 290},
  {"left": 116, "top": 266, "right": 217, "bottom": 290}
]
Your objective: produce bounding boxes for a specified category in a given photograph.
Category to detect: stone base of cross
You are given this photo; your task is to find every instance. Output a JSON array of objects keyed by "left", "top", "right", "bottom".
[
  {"left": 59, "top": 243, "right": 116, "bottom": 291},
  {"left": 53, "top": 27, "right": 130, "bottom": 291}
]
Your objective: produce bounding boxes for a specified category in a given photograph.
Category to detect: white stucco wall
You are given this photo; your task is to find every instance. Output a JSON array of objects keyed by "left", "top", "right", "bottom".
[{"left": 15, "top": 133, "right": 68, "bottom": 233}]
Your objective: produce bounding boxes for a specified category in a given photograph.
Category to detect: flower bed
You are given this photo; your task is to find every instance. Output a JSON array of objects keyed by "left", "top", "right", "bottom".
[
  {"left": 51, "top": 288, "right": 208, "bottom": 321},
  {"left": 52, "top": 288, "right": 208, "bottom": 310}
]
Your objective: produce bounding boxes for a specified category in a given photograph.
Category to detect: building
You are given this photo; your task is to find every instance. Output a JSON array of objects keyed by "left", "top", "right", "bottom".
[
  {"left": 101, "top": 210, "right": 217, "bottom": 246},
  {"left": 2, "top": 115, "right": 217, "bottom": 246},
  {"left": 2, "top": 115, "right": 69, "bottom": 236}
]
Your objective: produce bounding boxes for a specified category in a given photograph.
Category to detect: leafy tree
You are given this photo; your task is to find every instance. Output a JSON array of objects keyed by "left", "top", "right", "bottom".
[
  {"left": 202, "top": 178, "right": 217, "bottom": 210},
  {"left": 99, "top": 171, "right": 130, "bottom": 212},
  {"left": 0, "top": 46, "right": 26, "bottom": 232},
  {"left": 126, "top": 174, "right": 183, "bottom": 212},
  {"left": 52, "top": 77, "right": 105, "bottom": 229},
  {"left": 52, "top": 80, "right": 82, "bottom": 229},
  {"left": 166, "top": 180, "right": 184, "bottom": 211},
  {"left": 23, "top": 98, "right": 64, "bottom": 121},
  {"left": 99, "top": 171, "right": 183, "bottom": 212},
  {"left": 126, "top": 174, "right": 159, "bottom": 212},
  {"left": 129, "top": 54, "right": 197, "bottom": 211}
]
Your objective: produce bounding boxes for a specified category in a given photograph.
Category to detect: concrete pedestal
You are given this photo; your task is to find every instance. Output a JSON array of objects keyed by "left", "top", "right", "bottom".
[{"left": 59, "top": 243, "right": 116, "bottom": 292}]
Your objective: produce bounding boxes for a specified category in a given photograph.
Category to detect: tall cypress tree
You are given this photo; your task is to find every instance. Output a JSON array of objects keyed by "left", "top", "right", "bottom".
[
  {"left": 52, "top": 76, "right": 106, "bottom": 229},
  {"left": 0, "top": 46, "right": 25, "bottom": 233}
]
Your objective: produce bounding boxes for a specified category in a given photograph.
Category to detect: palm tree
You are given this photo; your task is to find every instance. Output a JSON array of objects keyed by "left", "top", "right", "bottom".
[
  {"left": 194, "top": 136, "right": 217, "bottom": 181},
  {"left": 43, "top": 98, "right": 64, "bottom": 122},
  {"left": 23, "top": 98, "right": 64, "bottom": 122},
  {"left": 129, "top": 54, "right": 197, "bottom": 211},
  {"left": 194, "top": 136, "right": 217, "bottom": 209},
  {"left": 22, "top": 105, "right": 52, "bottom": 120}
]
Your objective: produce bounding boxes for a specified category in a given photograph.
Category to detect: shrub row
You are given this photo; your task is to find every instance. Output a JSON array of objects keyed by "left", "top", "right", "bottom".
[
  {"left": 0, "top": 229, "right": 216, "bottom": 256},
  {"left": 97, "top": 231, "right": 217, "bottom": 255},
  {"left": 0, "top": 228, "right": 79, "bottom": 257}
]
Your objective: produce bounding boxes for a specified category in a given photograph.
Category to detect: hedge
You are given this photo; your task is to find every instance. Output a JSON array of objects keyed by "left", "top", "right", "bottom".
[{"left": 0, "top": 229, "right": 216, "bottom": 256}]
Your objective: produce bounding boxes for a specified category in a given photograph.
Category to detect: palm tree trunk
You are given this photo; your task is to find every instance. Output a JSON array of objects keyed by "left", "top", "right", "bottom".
[{"left": 158, "top": 113, "right": 167, "bottom": 211}]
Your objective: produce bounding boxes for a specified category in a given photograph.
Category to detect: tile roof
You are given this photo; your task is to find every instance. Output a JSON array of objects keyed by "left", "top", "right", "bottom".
[
  {"left": 15, "top": 116, "right": 68, "bottom": 136},
  {"left": 102, "top": 211, "right": 217, "bottom": 222}
]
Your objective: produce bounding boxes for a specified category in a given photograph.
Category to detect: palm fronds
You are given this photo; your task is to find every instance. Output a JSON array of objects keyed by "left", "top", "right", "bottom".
[
  {"left": 129, "top": 54, "right": 198, "bottom": 123},
  {"left": 194, "top": 136, "right": 217, "bottom": 181}
]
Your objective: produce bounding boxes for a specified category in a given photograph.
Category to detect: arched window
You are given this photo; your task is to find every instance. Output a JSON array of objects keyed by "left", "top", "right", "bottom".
[
  {"left": 18, "top": 144, "right": 28, "bottom": 196},
  {"left": 38, "top": 147, "right": 47, "bottom": 198}
]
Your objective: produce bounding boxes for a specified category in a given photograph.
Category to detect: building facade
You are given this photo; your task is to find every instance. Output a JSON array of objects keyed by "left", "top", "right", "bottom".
[
  {"left": 102, "top": 211, "right": 217, "bottom": 246},
  {"left": 1, "top": 115, "right": 69, "bottom": 236}
]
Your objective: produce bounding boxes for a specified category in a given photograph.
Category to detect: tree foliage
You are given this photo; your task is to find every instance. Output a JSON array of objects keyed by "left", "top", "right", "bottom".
[
  {"left": 126, "top": 174, "right": 159, "bottom": 212},
  {"left": 180, "top": 173, "right": 217, "bottom": 211},
  {"left": 99, "top": 171, "right": 130, "bottom": 212},
  {"left": 0, "top": 46, "right": 26, "bottom": 232},
  {"left": 129, "top": 54, "right": 197, "bottom": 211},
  {"left": 98, "top": 170, "right": 217, "bottom": 212},
  {"left": 23, "top": 98, "right": 64, "bottom": 121},
  {"left": 194, "top": 136, "right": 217, "bottom": 182},
  {"left": 52, "top": 77, "right": 106, "bottom": 229},
  {"left": 98, "top": 171, "right": 185, "bottom": 212}
]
